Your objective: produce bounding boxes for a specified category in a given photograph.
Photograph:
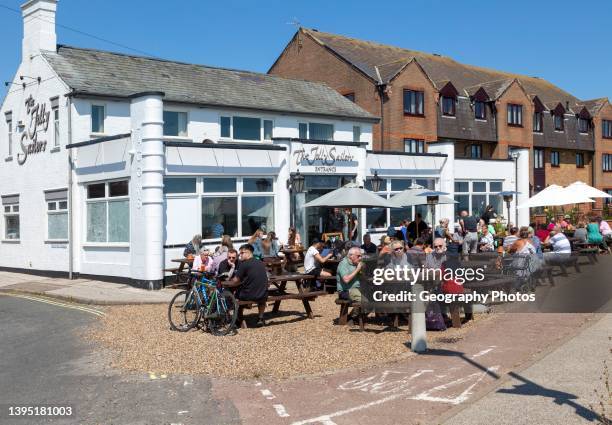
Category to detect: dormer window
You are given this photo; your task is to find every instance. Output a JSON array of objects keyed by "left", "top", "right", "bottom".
[
  {"left": 551, "top": 103, "right": 566, "bottom": 132},
  {"left": 578, "top": 118, "right": 589, "bottom": 134},
  {"left": 474, "top": 101, "right": 486, "bottom": 119},
  {"left": 441, "top": 96, "right": 455, "bottom": 116},
  {"left": 532, "top": 96, "right": 545, "bottom": 133},
  {"left": 438, "top": 82, "right": 458, "bottom": 117},
  {"left": 554, "top": 114, "right": 564, "bottom": 131}
]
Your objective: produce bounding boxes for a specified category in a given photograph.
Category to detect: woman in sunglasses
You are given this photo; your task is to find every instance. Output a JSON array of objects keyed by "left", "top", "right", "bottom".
[{"left": 384, "top": 240, "right": 411, "bottom": 269}]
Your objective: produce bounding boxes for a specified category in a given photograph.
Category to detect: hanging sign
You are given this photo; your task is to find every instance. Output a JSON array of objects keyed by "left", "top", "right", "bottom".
[{"left": 17, "top": 95, "right": 50, "bottom": 165}]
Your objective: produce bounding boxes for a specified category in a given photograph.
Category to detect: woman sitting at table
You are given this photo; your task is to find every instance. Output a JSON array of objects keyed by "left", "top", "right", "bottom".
[
  {"left": 248, "top": 228, "right": 265, "bottom": 258},
  {"left": 183, "top": 234, "right": 202, "bottom": 258},
  {"left": 211, "top": 235, "right": 233, "bottom": 274},
  {"left": 573, "top": 221, "right": 588, "bottom": 243},
  {"left": 508, "top": 227, "right": 541, "bottom": 276},
  {"left": 193, "top": 247, "right": 213, "bottom": 273},
  {"left": 587, "top": 217, "right": 608, "bottom": 252},
  {"left": 285, "top": 227, "right": 302, "bottom": 262},
  {"left": 260, "top": 237, "right": 280, "bottom": 258}
]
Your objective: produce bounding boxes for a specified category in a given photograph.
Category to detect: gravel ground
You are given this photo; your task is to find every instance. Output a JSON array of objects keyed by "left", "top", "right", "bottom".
[{"left": 90, "top": 295, "right": 488, "bottom": 380}]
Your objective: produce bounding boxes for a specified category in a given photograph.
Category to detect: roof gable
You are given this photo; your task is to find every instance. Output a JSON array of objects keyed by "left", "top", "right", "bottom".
[{"left": 44, "top": 45, "right": 377, "bottom": 121}]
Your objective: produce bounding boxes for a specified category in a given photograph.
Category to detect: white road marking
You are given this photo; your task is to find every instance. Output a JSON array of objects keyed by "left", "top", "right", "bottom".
[
  {"left": 409, "top": 366, "right": 499, "bottom": 405},
  {"left": 261, "top": 389, "right": 276, "bottom": 399},
  {"left": 295, "top": 365, "right": 500, "bottom": 424},
  {"left": 0, "top": 293, "right": 105, "bottom": 317},
  {"left": 471, "top": 346, "right": 496, "bottom": 359},
  {"left": 273, "top": 404, "right": 290, "bottom": 417}
]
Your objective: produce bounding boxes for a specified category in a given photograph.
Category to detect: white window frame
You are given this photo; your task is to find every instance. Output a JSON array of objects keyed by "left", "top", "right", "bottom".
[
  {"left": 163, "top": 109, "right": 189, "bottom": 138},
  {"left": 3, "top": 199, "right": 20, "bottom": 241},
  {"left": 46, "top": 199, "right": 68, "bottom": 242},
  {"left": 454, "top": 180, "right": 504, "bottom": 220},
  {"left": 404, "top": 139, "right": 425, "bottom": 153},
  {"left": 84, "top": 179, "right": 130, "bottom": 246},
  {"left": 198, "top": 176, "right": 276, "bottom": 242},
  {"left": 364, "top": 177, "right": 437, "bottom": 231},
  {"left": 91, "top": 104, "right": 106, "bottom": 135},
  {"left": 507, "top": 104, "right": 523, "bottom": 126},
  {"left": 218, "top": 115, "right": 272, "bottom": 142}
]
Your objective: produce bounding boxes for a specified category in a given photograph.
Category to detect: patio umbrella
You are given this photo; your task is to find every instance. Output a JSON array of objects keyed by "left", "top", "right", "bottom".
[
  {"left": 303, "top": 182, "right": 396, "bottom": 208},
  {"left": 566, "top": 181, "right": 612, "bottom": 199},
  {"left": 517, "top": 184, "right": 594, "bottom": 209},
  {"left": 389, "top": 188, "right": 457, "bottom": 207}
]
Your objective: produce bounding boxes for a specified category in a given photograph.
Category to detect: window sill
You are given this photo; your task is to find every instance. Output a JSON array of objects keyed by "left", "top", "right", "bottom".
[
  {"left": 475, "top": 118, "right": 487, "bottom": 122},
  {"left": 163, "top": 136, "right": 192, "bottom": 142},
  {"left": 1, "top": 239, "right": 20, "bottom": 243},
  {"left": 44, "top": 239, "right": 68, "bottom": 244},
  {"left": 5, "top": 156, "right": 13, "bottom": 162},
  {"left": 554, "top": 130, "right": 565, "bottom": 133},
  {"left": 50, "top": 146, "right": 61, "bottom": 153},
  {"left": 404, "top": 113, "right": 425, "bottom": 118},
  {"left": 602, "top": 136, "right": 612, "bottom": 140},
  {"left": 578, "top": 132, "right": 589, "bottom": 136},
  {"left": 576, "top": 166, "right": 585, "bottom": 168},
  {"left": 83, "top": 242, "right": 130, "bottom": 249},
  {"left": 551, "top": 165, "right": 560, "bottom": 168},
  {"left": 90, "top": 132, "right": 107, "bottom": 138},
  {"left": 442, "top": 114, "right": 456, "bottom": 119},
  {"left": 533, "top": 131, "right": 543, "bottom": 135},
  {"left": 507, "top": 124, "right": 523, "bottom": 128}
]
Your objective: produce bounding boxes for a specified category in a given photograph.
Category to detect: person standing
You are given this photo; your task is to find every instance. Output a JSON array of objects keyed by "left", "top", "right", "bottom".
[
  {"left": 344, "top": 208, "right": 359, "bottom": 241},
  {"left": 407, "top": 213, "right": 427, "bottom": 241},
  {"left": 459, "top": 210, "right": 479, "bottom": 255},
  {"left": 480, "top": 205, "right": 496, "bottom": 226}
]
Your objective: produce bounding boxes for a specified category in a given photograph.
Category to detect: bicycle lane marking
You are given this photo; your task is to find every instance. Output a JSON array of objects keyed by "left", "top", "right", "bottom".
[
  {"left": 0, "top": 292, "right": 105, "bottom": 317},
  {"left": 244, "top": 347, "right": 500, "bottom": 425}
]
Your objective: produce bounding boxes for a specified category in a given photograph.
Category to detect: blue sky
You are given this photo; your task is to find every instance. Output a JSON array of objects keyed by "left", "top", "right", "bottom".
[{"left": 1, "top": 0, "right": 611, "bottom": 101}]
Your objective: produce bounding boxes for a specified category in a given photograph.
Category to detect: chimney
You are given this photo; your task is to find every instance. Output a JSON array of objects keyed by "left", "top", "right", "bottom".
[{"left": 21, "top": 0, "right": 57, "bottom": 61}]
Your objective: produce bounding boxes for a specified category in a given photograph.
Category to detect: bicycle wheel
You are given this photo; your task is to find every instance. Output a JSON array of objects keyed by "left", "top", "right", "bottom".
[
  {"left": 168, "top": 289, "right": 201, "bottom": 332},
  {"left": 207, "top": 290, "right": 238, "bottom": 336}
]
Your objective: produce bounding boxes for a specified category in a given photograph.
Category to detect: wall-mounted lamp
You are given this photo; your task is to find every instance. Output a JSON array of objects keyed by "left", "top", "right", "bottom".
[
  {"left": 19, "top": 75, "right": 41, "bottom": 84},
  {"left": 370, "top": 170, "right": 383, "bottom": 192},
  {"left": 287, "top": 169, "right": 305, "bottom": 193},
  {"left": 4, "top": 81, "right": 26, "bottom": 89}
]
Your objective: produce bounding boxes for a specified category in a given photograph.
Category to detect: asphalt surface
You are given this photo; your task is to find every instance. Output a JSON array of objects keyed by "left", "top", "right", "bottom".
[
  {"left": 0, "top": 294, "right": 240, "bottom": 425},
  {"left": 443, "top": 313, "right": 611, "bottom": 425}
]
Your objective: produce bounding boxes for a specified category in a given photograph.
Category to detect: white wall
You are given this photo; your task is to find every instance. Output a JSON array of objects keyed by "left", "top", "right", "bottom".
[{"left": 0, "top": 53, "right": 71, "bottom": 272}]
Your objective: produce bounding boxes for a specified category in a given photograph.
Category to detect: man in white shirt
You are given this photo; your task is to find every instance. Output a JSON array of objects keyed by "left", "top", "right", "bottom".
[
  {"left": 544, "top": 226, "right": 571, "bottom": 263},
  {"left": 304, "top": 238, "right": 334, "bottom": 281}
]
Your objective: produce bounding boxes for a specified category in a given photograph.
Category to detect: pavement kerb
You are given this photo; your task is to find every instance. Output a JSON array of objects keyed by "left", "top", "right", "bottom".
[
  {"left": 0, "top": 288, "right": 173, "bottom": 306},
  {"left": 433, "top": 313, "right": 603, "bottom": 425}
]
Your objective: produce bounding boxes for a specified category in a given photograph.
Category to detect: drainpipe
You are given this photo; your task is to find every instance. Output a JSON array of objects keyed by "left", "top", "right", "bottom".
[
  {"left": 67, "top": 95, "right": 74, "bottom": 280},
  {"left": 377, "top": 84, "right": 385, "bottom": 151}
]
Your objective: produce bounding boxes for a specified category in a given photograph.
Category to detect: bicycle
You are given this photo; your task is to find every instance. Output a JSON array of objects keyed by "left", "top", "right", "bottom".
[{"left": 167, "top": 272, "right": 238, "bottom": 336}]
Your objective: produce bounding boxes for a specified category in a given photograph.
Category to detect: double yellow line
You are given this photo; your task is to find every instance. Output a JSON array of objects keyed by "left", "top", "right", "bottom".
[{"left": 0, "top": 292, "right": 105, "bottom": 317}]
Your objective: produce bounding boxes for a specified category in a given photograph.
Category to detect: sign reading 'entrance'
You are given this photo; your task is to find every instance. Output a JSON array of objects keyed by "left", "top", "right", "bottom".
[
  {"left": 292, "top": 144, "right": 357, "bottom": 174},
  {"left": 17, "top": 95, "right": 50, "bottom": 165}
]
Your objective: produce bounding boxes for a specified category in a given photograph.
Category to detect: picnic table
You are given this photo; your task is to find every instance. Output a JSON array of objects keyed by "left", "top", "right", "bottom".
[
  {"left": 164, "top": 257, "right": 194, "bottom": 285},
  {"left": 224, "top": 272, "right": 325, "bottom": 328}
]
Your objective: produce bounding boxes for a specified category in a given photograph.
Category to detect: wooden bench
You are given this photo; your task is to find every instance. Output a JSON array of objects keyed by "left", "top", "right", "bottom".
[
  {"left": 236, "top": 290, "right": 326, "bottom": 328},
  {"left": 334, "top": 298, "right": 365, "bottom": 331}
]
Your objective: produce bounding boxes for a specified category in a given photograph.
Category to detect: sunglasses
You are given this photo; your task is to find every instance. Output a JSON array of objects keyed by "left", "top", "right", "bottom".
[{"left": 434, "top": 245, "right": 444, "bottom": 248}]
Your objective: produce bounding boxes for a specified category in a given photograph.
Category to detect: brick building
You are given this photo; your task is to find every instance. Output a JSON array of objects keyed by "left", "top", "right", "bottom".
[{"left": 269, "top": 28, "right": 612, "bottom": 208}]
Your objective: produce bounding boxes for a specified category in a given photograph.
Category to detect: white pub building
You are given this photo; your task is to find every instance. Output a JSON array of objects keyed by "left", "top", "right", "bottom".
[{"left": 0, "top": 0, "right": 529, "bottom": 288}]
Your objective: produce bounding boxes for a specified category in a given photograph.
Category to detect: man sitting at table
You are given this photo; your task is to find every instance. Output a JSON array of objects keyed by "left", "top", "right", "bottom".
[
  {"left": 479, "top": 226, "right": 495, "bottom": 252},
  {"left": 229, "top": 244, "right": 268, "bottom": 327},
  {"left": 217, "top": 248, "right": 239, "bottom": 280},
  {"left": 543, "top": 225, "right": 571, "bottom": 263},
  {"left": 361, "top": 233, "right": 377, "bottom": 254},
  {"left": 336, "top": 246, "right": 364, "bottom": 323},
  {"left": 304, "top": 238, "right": 334, "bottom": 288}
]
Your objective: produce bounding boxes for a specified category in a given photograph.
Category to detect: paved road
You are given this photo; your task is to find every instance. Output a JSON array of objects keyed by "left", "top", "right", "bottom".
[
  {"left": 213, "top": 312, "right": 597, "bottom": 425},
  {"left": 0, "top": 294, "right": 239, "bottom": 425},
  {"left": 442, "top": 313, "right": 611, "bottom": 425}
]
